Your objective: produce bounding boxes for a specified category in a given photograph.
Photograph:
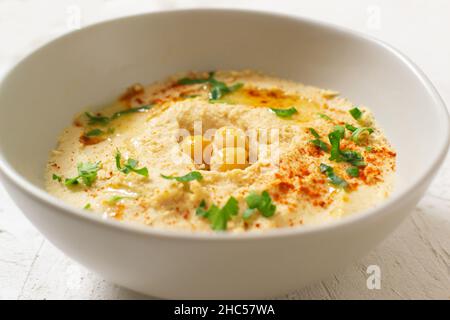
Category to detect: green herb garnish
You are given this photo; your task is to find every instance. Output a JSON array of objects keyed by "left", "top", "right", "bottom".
[
  {"left": 177, "top": 73, "right": 213, "bottom": 85},
  {"left": 85, "top": 105, "right": 151, "bottom": 126},
  {"left": 334, "top": 125, "right": 346, "bottom": 139},
  {"left": 346, "top": 167, "right": 360, "bottom": 177},
  {"left": 196, "top": 197, "right": 239, "bottom": 231},
  {"left": 345, "top": 124, "right": 357, "bottom": 132},
  {"left": 111, "top": 105, "right": 152, "bottom": 120},
  {"left": 339, "top": 150, "right": 366, "bottom": 167},
  {"left": 84, "top": 127, "right": 115, "bottom": 137},
  {"left": 64, "top": 177, "right": 79, "bottom": 186},
  {"left": 351, "top": 127, "right": 374, "bottom": 144},
  {"left": 106, "top": 195, "right": 135, "bottom": 205},
  {"left": 328, "top": 126, "right": 345, "bottom": 161},
  {"left": 345, "top": 124, "right": 375, "bottom": 144},
  {"left": 320, "top": 163, "right": 348, "bottom": 188},
  {"left": 349, "top": 107, "right": 363, "bottom": 120},
  {"left": 64, "top": 161, "right": 101, "bottom": 187},
  {"left": 309, "top": 128, "right": 320, "bottom": 139},
  {"left": 177, "top": 72, "right": 243, "bottom": 101},
  {"left": 161, "top": 171, "right": 203, "bottom": 182},
  {"left": 196, "top": 200, "right": 208, "bottom": 217},
  {"left": 318, "top": 113, "right": 332, "bottom": 120},
  {"left": 115, "top": 151, "right": 148, "bottom": 177},
  {"left": 85, "top": 128, "right": 105, "bottom": 137},
  {"left": 310, "top": 139, "right": 330, "bottom": 152},
  {"left": 309, "top": 128, "right": 329, "bottom": 152},
  {"left": 85, "top": 112, "right": 110, "bottom": 125},
  {"left": 327, "top": 126, "right": 366, "bottom": 167},
  {"left": 244, "top": 191, "right": 276, "bottom": 219},
  {"left": 52, "top": 174, "right": 62, "bottom": 182},
  {"left": 242, "top": 208, "right": 256, "bottom": 220},
  {"left": 210, "top": 81, "right": 243, "bottom": 101},
  {"left": 108, "top": 196, "right": 125, "bottom": 204},
  {"left": 83, "top": 203, "right": 91, "bottom": 210},
  {"left": 270, "top": 107, "right": 298, "bottom": 118}
]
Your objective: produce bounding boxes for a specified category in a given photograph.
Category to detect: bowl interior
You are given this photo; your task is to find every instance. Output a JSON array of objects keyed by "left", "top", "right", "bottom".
[{"left": 0, "top": 10, "right": 448, "bottom": 201}]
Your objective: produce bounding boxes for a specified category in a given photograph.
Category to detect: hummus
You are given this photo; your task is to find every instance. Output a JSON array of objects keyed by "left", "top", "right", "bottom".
[{"left": 45, "top": 70, "right": 396, "bottom": 233}]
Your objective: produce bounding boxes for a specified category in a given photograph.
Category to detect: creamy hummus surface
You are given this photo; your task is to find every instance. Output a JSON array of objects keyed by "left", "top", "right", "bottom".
[{"left": 45, "top": 70, "right": 396, "bottom": 233}]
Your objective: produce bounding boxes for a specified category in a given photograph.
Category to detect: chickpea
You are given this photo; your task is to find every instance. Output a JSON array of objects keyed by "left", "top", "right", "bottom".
[
  {"left": 210, "top": 147, "right": 249, "bottom": 171},
  {"left": 180, "top": 135, "right": 211, "bottom": 165},
  {"left": 213, "top": 127, "right": 248, "bottom": 150}
]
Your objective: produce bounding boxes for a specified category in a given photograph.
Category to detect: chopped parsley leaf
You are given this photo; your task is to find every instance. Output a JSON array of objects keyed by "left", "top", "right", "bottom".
[
  {"left": 107, "top": 195, "right": 134, "bottom": 205},
  {"left": 115, "top": 150, "right": 148, "bottom": 177},
  {"left": 270, "top": 107, "right": 298, "bottom": 118},
  {"left": 309, "top": 128, "right": 329, "bottom": 152},
  {"left": 318, "top": 113, "right": 332, "bottom": 120},
  {"left": 334, "top": 125, "right": 346, "bottom": 139},
  {"left": 77, "top": 162, "right": 101, "bottom": 186},
  {"left": 177, "top": 72, "right": 214, "bottom": 85},
  {"left": 177, "top": 72, "right": 243, "bottom": 101},
  {"left": 85, "top": 105, "right": 152, "bottom": 126},
  {"left": 309, "top": 128, "right": 320, "bottom": 139},
  {"left": 209, "top": 80, "right": 243, "bottom": 101},
  {"left": 108, "top": 196, "right": 124, "bottom": 203},
  {"left": 340, "top": 150, "right": 366, "bottom": 167},
  {"left": 245, "top": 191, "right": 276, "bottom": 218},
  {"left": 64, "top": 161, "right": 101, "bottom": 187},
  {"left": 349, "top": 107, "right": 363, "bottom": 120},
  {"left": 161, "top": 171, "right": 203, "bottom": 182},
  {"left": 243, "top": 208, "right": 256, "bottom": 220},
  {"left": 196, "top": 197, "right": 239, "bottom": 231},
  {"left": 64, "top": 177, "right": 79, "bottom": 186},
  {"left": 85, "top": 112, "right": 110, "bottom": 125},
  {"left": 196, "top": 200, "right": 208, "bottom": 217},
  {"left": 328, "top": 126, "right": 345, "bottom": 161},
  {"left": 320, "top": 163, "right": 348, "bottom": 188},
  {"left": 345, "top": 124, "right": 357, "bottom": 132},
  {"left": 52, "top": 174, "right": 62, "bottom": 182},
  {"left": 310, "top": 139, "right": 329, "bottom": 152},
  {"left": 346, "top": 167, "right": 360, "bottom": 177},
  {"left": 85, "top": 128, "right": 105, "bottom": 137},
  {"left": 328, "top": 126, "right": 366, "bottom": 167}
]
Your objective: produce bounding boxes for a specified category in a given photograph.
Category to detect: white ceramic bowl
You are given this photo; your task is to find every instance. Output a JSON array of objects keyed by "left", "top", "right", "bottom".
[{"left": 0, "top": 9, "right": 448, "bottom": 299}]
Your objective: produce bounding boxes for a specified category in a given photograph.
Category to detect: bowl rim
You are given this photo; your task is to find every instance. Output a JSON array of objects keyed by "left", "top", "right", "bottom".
[{"left": 0, "top": 8, "right": 449, "bottom": 241}]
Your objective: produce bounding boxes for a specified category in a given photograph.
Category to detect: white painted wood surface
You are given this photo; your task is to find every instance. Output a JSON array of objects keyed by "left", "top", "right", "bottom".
[{"left": 0, "top": 0, "right": 449, "bottom": 300}]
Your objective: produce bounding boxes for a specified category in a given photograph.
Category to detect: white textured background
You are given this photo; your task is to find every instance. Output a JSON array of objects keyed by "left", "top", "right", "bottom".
[{"left": 0, "top": 0, "right": 449, "bottom": 300}]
